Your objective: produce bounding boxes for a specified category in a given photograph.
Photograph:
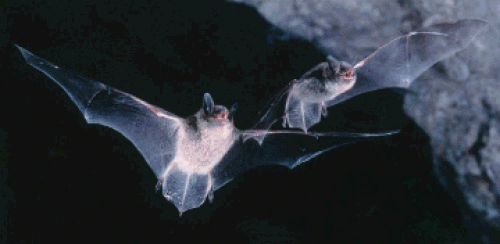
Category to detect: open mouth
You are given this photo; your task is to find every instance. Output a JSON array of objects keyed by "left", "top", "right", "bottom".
[{"left": 340, "top": 68, "right": 355, "bottom": 83}]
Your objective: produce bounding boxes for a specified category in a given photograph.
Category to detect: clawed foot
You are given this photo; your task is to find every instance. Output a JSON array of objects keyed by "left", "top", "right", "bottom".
[
  {"left": 208, "top": 188, "right": 214, "bottom": 203},
  {"left": 282, "top": 114, "right": 288, "bottom": 128},
  {"left": 155, "top": 179, "right": 163, "bottom": 192},
  {"left": 157, "top": 178, "right": 173, "bottom": 201},
  {"left": 321, "top": 102, "right": 328, "bottom": 117}
]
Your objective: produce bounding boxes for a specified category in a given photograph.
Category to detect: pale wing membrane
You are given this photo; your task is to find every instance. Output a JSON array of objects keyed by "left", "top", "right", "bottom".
[
  {"left": 248, "top": 83, "right": 292, "bottom": 144},
  {"left": 251, "top": 83, "right": 292, "bottom": 130},
  {"left": 325, "top": 19, "right": 487, "bottom": 108},
  {"left": 284, "top": 92, "right": 322, "bottom": 132},
  {"left": 86, "top": 90, "right": 181, "bottom": 178},
  {"left": 163, "top": 165, "right": 210, "bottom": 213},
  {"left": 16, "top": 45, "right": 182, "bottom": 178}
]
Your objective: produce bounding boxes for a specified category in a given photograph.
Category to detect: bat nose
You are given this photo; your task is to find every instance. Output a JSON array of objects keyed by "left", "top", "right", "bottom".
[
  {"left": 219, "top": 110, "right": 228, "bottom": 119},
  {"left": 213, "top": 107, "right": 229, "bottom": 125},
  {"left": 340, "top": 68, "right": 356, "bottom": 83}
]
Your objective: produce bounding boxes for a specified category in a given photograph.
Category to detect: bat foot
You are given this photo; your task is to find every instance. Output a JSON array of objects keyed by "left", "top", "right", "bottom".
[
  {"left": 282, "top": 115, "right": 289, "bottom": 128},
  {"left": 155, "top": 179, "right": 163, "bottom": 192},
  {"left": 208, "top": 188, "right": 214, "bottom": 203},
  {"left": 321, "top": 103, "right": 328, "bottom": 117}
]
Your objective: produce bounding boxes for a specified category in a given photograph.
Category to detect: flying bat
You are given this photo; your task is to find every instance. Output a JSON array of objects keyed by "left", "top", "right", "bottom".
[
  {"left": 254, "top": 19, "right": 487, "bottom": 132},
  {"left": 15, "top": 45, "right": 397, "bottom": 214}
]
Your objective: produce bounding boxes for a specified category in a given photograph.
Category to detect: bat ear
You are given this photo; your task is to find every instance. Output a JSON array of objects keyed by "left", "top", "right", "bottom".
[
  {"left": 229, "top": 103, "right": 238, "bottom": 119},
  {"left": 339, "top": 61, "right": 354, "bottom": 72},
  {"left": 326, "top": 55, "right": 341, "bottom": 73},
  {"left": 202, "top": 93, "right": 215, "bottom": 115}
]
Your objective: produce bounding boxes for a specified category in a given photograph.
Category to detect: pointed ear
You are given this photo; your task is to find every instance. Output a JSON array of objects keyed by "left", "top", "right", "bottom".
[
  {"left": 229, "top": 103, "right": 238, "bottom": 119},
  {"left": 202, "top": 93, "right": 215, "bottom": 115},
  {"left": 326, "top": 55, "right": 340, "bottom": 73}
]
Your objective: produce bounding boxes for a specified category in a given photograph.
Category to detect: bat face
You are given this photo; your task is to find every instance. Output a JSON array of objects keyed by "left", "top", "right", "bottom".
[
  {"left": 255, "top": 19, "right": 487, "bottom": 133},
  {"left": 15, "top": 45, "right": 398, "bottom": 215},
  {"left": 197, "top": 93, "right": 235, "bottom": 128}
]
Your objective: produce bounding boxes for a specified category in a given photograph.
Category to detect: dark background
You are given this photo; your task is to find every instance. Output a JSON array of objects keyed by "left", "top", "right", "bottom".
[{"left": 1, "top": 0, "right": 465, "bottom": 243}]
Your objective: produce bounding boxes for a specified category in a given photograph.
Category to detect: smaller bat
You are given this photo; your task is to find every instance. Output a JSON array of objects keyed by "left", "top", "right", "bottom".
[
  {"left": 254, "top": 19, "right": 487, "bottom": 133},
  {"left": 16, "top": 45, "right": 396, "bottom": 214}
]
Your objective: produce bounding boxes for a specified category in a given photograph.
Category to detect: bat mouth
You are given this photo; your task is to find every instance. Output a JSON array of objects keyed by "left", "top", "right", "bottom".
[
  {"left": 340, "top": 68, "right": 356, "bottom": 83},
  {"left": 215, "top": 110, "right": 229, "bottom": 125}
]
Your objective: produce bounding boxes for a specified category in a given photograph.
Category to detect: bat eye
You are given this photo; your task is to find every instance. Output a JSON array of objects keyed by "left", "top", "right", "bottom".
[{"left": 202, "top": 93, "right": 215, "bottom": 115}]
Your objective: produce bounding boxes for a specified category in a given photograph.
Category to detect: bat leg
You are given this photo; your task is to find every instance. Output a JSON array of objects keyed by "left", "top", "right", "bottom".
[
  {"left": 282, "top": 87, "right": 296, "bottom": 128},
  {"left": 155, "top": 179, "right": 163, "bottom": 192},
  {"left": 321, "top": 102, "right": 328, "bottom": 117},
  {"left": 282, "top": 103, "right": 290, "bottom": 128},
  {"left": 159, "top": 161, "right": 177, "bottom": 200},
  {"left": 299, "top": 101, "right": 308, "bottom": 134},
  {"left": 207, "top": 175, "right": 214, "bottom": 203},
  {"left": 207, "top": 188, "right": 214, "bottom": 203},
  {"left": 282, "top": 114, "right": 289, "bottom": 128}
]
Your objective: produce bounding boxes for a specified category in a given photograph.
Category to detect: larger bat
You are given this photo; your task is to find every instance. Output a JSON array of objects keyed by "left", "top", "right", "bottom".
[
  {"left": 15, "top": 45, "right": 396, "bottom": 215},
  {"left": 254, "top": 19, "right": 487, "bottom": 132}
]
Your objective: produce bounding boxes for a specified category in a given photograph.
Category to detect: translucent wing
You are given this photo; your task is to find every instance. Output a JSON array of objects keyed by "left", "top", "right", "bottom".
[
  {"left": 16, "top": 45, "right": 182, "bottom": 179},
  {"left": 325, "top": 19, "right": 487, "bottom": 107}
]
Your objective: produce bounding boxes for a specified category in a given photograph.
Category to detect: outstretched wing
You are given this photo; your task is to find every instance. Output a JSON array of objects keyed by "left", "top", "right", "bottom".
[
  {"left": 325, "top": 19, "right": 487, "bottom": 107},
  {"left": 255, "top": 19, "right": 487, "bottom": 133},
  {"left": 16, "top": 45, "right": 182, "bottom": 179},
  {"left": 211, "top": 129, "right": 397, "bottom": 191}
]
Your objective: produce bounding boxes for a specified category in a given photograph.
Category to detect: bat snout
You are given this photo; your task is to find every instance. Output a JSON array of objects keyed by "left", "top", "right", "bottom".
[
  {"left": 340, "top": 68, "right": 356, "bottom": 83},
  {"left": 214, "top": 109, "right": 229, "bottom": 125}
]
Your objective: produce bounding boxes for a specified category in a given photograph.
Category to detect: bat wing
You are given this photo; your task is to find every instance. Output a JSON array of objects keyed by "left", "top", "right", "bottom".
[
  {"left": 211, "top": 129, "right": 397, "bottom": 191},
  {"left": 250, "top": 82, "right": 323, "bottom": 134},
  {"left": 16, "top": 45, "right": 182, "bottom": 179},
  {"left": 252, "top": 20, "right": 487, "bottom": 133},
  {"left": 248, "top": 82, "right": 293, "bottom": 141},
  {"left": 325, "top": 19, "right": 487, "bottom": 107}
]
